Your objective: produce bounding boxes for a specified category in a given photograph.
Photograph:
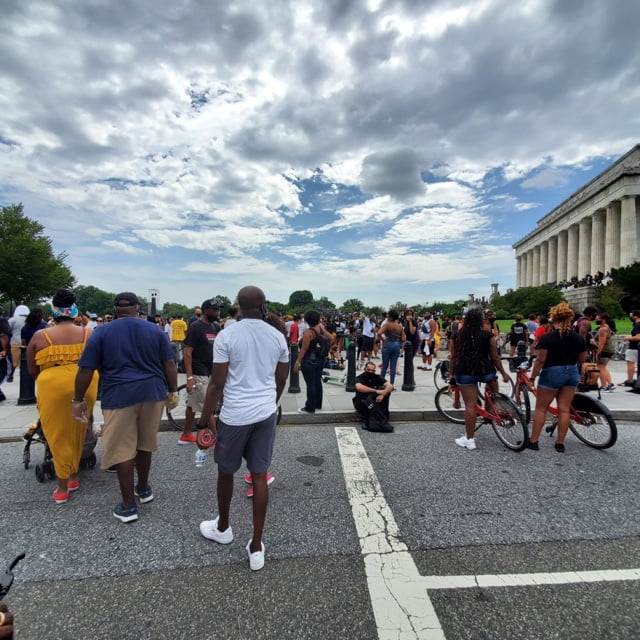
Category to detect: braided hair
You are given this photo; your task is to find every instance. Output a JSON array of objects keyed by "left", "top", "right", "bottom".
[{"left": 454, "top": 308, "right": 487, "bottom": 376}]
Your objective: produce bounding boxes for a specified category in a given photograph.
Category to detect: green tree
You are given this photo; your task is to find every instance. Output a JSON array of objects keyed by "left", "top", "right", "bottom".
[
  {"left": 0, "top": 203, "right": 74, "bottom": 306},
  {"left": 608, "top": 262, "right": 640, "bottom": 311},
  {"left": 491, "top": 286, "right": 564, "bottom": 318},
  {"left": 75, "top": 285, "right": 115, "bottom": 317},
  {"left": 289, "top": 290, "right": 314, "bottom": 308},
  {"left": 161, "top": 302, "right": 192, "bottom": 318},
  {"left": 314, "top": 296, "right": 335, "bottom": 311},
  {"left": 594, "top": 283, "right": 626, "bottom": 318},
  {"left": 341, "top": 298, "right": 364, "bottom": 313}
]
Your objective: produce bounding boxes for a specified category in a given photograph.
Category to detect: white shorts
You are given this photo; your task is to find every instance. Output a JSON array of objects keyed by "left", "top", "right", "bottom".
[{"left": 626, "top": 349, "right": 638, "bottom": 363}]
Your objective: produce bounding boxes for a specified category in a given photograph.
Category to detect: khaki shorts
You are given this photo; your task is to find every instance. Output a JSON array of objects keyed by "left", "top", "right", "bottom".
[
  {"left": 186, "top": 375, "right": 210, "bottom": 414},
  {"left": 101, "top": 401, "right": 165, "bottom": 469}
]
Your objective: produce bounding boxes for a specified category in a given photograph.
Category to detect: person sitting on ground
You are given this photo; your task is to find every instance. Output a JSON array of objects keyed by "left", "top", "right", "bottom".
[{"left": 353, "top": 361, "right": 394, "bottom": 432}]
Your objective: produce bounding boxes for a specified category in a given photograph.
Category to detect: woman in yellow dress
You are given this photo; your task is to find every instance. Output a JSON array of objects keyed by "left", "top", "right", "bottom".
[{"left": 26, "top": 289, "right": 99, "bottom": 504}]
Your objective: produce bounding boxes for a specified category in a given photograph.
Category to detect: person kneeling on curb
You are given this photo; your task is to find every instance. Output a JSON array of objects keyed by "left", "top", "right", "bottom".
[{"left": 353, "top": 361, "right": 394, "bottom": 432}]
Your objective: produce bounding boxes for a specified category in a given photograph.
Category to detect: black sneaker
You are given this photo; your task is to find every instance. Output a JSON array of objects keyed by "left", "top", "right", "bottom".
[
  {"left": 526, "top": 441, "right": 539, "bottom": 451},
  {"left": 554, "top": 443, "right": 565, "bottom": 453},
  {"left": 0, "top": 391, "right": 6, "bottom": 402}
]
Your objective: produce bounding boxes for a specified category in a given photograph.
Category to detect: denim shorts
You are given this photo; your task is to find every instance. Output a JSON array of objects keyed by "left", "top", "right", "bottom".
[
  {"left": 455, "top": 372, "right": 497, "bottom": 386},
  {"left": 538, "top": 364, "right": 580, "bottom": 390}
]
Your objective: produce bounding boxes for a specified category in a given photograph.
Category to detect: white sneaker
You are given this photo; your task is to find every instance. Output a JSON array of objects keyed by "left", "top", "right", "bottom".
[
  {"left": 200, "top": 517, "right": 234, "bottom": 544},
  {"left": 246, "top": 540, "right": 265, "bottom": 570},
  {"left": 455, "top": 436, "right": 477, "bottom": 450}
]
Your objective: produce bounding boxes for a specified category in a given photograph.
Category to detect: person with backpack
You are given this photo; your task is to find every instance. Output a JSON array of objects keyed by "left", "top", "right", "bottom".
[{"left": 294, "top": 310, "right": 334, "bottom": 414}]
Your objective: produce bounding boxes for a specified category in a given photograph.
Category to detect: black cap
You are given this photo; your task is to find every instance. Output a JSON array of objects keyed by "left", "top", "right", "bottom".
[
  {"left": 201, "top": 298, "right": 220, "bottom": 310},
  {"left": 114, "top": 292, "right": 139, "bottom": 307}
]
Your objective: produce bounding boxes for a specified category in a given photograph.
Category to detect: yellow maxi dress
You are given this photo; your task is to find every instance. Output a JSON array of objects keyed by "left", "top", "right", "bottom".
[{"left": 35, "top": 329, "right": 99, "bottom": 480}]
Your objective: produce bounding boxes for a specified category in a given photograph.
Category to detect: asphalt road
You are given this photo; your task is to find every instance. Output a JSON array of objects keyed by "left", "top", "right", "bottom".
[{"left": 2, "top": 419, "right": 640, "bottom": 639}]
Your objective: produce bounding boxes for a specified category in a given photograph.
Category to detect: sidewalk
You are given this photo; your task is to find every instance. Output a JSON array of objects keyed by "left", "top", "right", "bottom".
[{"left": 1, "top": 357, "right": 638, "bottom": 441}]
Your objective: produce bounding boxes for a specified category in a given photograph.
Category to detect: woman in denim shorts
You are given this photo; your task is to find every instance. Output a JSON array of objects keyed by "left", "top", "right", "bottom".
[
  {"left": 529, "top": 302, "right": 587, "bottom": 452},
  {"left": 450, "top": 308, "right": 510, "bottom": 450}
]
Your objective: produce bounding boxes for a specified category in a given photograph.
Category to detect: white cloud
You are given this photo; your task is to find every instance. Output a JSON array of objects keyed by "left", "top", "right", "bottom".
[{"left": 1, "top": 0, "right": 639, "bottom": 307}]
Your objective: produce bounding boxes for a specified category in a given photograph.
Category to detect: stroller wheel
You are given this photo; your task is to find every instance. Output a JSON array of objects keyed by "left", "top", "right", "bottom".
[
  {"left": 23, "top": 450, "right": 30, "bottom": 470},
  {"left": 87, "top": 452, "right": 97, "bottom": 469},
  {"left": 35, "top": 464, "right": 45, "bottom": 483},
  {"left": 45, "top": 461, "right": 56, "bottom": 480}
]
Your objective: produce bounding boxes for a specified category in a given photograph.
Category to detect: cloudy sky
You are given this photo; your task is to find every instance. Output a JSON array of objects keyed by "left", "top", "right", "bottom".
[{"left": 1, "top": 0, "right": 639, "bottom": 310}]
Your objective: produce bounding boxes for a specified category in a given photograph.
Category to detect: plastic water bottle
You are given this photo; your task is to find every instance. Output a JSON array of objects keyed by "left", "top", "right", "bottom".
[{"left": 195, "top": 449, "right": 207, "bottom": 467}]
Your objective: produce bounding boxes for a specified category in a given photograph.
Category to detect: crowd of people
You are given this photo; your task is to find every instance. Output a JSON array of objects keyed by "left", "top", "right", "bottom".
[{"left": 1, "top": 289, "right": 639, "bottom": 586}]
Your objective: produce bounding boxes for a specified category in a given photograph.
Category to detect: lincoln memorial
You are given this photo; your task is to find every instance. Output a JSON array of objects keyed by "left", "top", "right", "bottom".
[{"left": 513, "top": 144, "right": 640, "bottom": 288}]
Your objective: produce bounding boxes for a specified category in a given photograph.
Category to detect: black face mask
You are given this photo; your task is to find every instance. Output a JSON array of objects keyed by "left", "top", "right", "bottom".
[{"left": 361, "top": 371, "right": 378, "bottom": 384}]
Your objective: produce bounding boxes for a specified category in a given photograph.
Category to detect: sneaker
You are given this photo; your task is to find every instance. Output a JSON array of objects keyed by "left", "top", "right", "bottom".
[
  {"left": 67, "top": 480, "right": 80, "bottom": 492},
  {"left": 554, "top": 443, "right": 565, "bottom": 453},
  {"left": 246, "top": 540, "right": 265, "bottom": 571},
  {"left": 200, "top": 516, "right": 233, "bottom": 544},
  {"left": 621, "top": 380, "right": 635, "bottom": 387},
  {"left": 52, "top": 489, "right": 69, "bottom": 504},
  {"left": 0, "top": 391, "right": 6, "bottom": 402},
  {"left": 455, "top": 436, "right": 477, "bottom": 450},
  {"left": 178, "top": 433, "right": 197, "bottom": 444},
  {"left": 426, "top": 366, "right": 433, "bottom": 371},
  {"left": 134, "top": 484, "right": 154, "bottom": 503},
  {"left": 105, "top": 464, "right": 118, "bottom": 473},
  {"left": 526, "top": 441, "right": 539, "bottom": 451},
  {"left": 113, "top": 502, "right": 138, "bottom": 523},
  {"left": 604, "top": 383, "right": 616, "bottom": 392},
  {"left": 244, "top": 472, "right": 275, "bottom": 485},
  {"left": 297, "top": 407, "right": 313, "bottom": 414}
]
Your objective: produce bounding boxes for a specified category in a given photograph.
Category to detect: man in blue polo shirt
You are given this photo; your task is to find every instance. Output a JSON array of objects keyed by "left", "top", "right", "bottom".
[{"left": 73, "top": 292, "right": 178, "bottom": 523}]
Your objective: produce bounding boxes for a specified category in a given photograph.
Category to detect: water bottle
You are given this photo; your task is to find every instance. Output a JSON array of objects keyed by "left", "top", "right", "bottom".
[{"left": 195, "top": 449, "right": 207, "bottom": 467}]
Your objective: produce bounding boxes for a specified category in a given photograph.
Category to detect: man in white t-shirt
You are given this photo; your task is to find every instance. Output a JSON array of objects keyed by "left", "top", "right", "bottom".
[{"left": 196, "top": 286, "right": 289, "bottom": 571}]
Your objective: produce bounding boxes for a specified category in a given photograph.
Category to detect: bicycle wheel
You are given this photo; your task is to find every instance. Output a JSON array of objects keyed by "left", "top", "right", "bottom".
[
  {"left": 569, "top": 410, "right": 617, "bottom": 449},
  {"left": 166, "top": 383, "right": 189, "bottom": 431},
  {"left": 496, "top": 373, "right": 515, "bottom": 397},
  {"left": 433, "top": 360, "right": 450, "bottom": 390},
  {"left": 435, "top": 386, "right": 465, "bottom": 424},
  {"left": 487, "top": 392, "right": 528, "bottom": 451},
  {"left": 514, "top": 383, "right": 531, "bottom": 425}
]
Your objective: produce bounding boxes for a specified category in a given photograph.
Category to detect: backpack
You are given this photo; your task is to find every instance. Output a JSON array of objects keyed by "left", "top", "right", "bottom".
[
  {"left": 311, "top": 328, "right": 332, "bottom": 359},
  {"left": 578, "top": 361, "right": 600, "bottom": 392}
]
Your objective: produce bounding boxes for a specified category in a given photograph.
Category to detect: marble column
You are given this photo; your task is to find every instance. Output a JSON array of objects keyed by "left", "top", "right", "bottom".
[
  {"left": 604, "top": 201, "right": 621, "bottom": 273},
  {"left": 578, "top": 217, "right": 592, "bottom": 277},
  {"left": 567, "top": 224, "right": 579, "bottom": 281},
  {"left": 556, "top": 229, "right": 568, "bottom": 282},
  {"left": 547, "top": 235, "right": 558, "bottom": 284},
  {"left": 525, "top": 250, "right": 533, "bottom": 287},
  {"left": 590, "top": 209, "right": 606, "bottom": 274},
  {"left": 532, "top": 245, "right": 541, "bottom": 287},
  {"left": 539, "top": 240, "right": 548, "bottom": 285},
  {"left": 620, "top": 195, "right": 638, "bottom": 266}
]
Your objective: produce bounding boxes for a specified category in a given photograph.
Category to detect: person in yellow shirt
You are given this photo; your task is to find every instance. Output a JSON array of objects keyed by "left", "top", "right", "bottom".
[{"left": 170, "top": 315, "right": 188, "bottom": 365}]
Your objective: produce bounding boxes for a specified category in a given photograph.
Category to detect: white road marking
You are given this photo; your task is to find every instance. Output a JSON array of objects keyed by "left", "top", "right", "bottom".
[
  {"left": 335, "top": 426, "right": 640, "bottom": 640},
  {"left": 336, "top": 426, "right": 446, "bottom": 639}
]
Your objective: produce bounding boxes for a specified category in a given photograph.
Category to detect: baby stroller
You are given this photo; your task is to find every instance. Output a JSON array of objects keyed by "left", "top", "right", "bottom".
[{"left": 23, "top": 418, "right": 98, "bottom": 483}]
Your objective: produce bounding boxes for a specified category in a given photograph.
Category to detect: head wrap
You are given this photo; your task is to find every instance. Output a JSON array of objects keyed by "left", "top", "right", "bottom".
[{"left": 52, "top": 303, "right": 79, "bottom": 318}]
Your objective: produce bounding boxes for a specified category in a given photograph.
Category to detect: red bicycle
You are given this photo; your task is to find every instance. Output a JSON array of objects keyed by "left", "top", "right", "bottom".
[
  {"left": 435, "top": 381, "right": 529, "bottom": 451},
  {"left": 509, "top": 356, "right": 617, "bottom": 449}
]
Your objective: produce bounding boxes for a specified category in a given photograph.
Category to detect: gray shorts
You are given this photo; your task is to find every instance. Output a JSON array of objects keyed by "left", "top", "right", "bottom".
[
  {"left": 626, "top": 349, "right": 638, "bottom": 363},
  {"left": 214, "top": 412, "right": 277, "bottom": 475}
]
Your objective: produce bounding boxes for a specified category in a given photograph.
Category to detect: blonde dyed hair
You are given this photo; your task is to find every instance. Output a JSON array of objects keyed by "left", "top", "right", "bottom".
[{"left": 549, "top": 302, "right": 575, "bottom": 336}]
